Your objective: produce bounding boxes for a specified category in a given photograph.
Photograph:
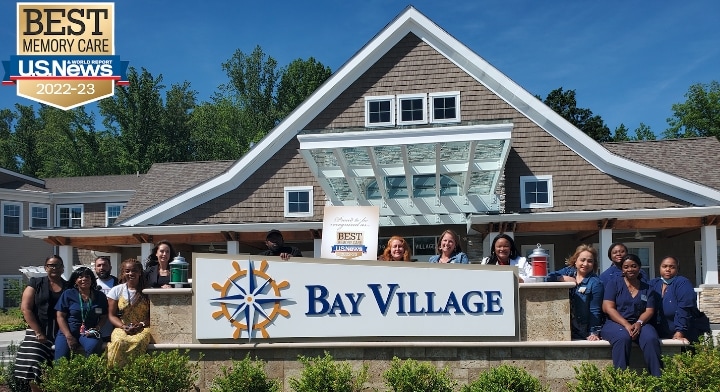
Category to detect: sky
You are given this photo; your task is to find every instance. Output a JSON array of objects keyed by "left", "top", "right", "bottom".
[{"left": 1, "top": 0, "right": 719, "bottom": 138}]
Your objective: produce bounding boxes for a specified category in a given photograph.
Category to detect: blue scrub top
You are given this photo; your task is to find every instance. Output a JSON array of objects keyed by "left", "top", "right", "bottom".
[
  {"left": 649, "top": 275, "right": 698, "bottom": 339},
  {"left": 603, "top": 277, "right": 657, "bottom": 322},
  {"left": 549, "top": 266, "right": 604, "bottom": 338}
]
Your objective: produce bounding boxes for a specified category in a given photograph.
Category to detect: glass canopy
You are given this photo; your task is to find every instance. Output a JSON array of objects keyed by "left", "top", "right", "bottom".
[{"left": 298, "top": 124, "right": 512, "bottom": 226}]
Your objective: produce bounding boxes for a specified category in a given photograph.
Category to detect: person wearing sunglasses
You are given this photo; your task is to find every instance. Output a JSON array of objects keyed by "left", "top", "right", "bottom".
[{"left": 13, "top": 256, "right": 67, "bottom": 392}]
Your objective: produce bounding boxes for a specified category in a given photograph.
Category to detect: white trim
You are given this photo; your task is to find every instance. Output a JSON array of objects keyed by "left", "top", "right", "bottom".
[
  {"left": 105, "top": 203, "right": 126, "bottom": 227},
  {"left": 0, "top": 167, "right": 44, "bottom": 186},
  {"left": 1, "top": 201, "right": 23, "bottom": 237},
  {"left": 520, "top": 175, "right": 553, "bottom": 209},
  {"left": 118, "top": 7, "right": 720, "bottom": 227},
  {"left": 29, "top": 203, "right": 50, "bottom": 229},
  {"left": 364, "top": 95, "right": 396, "bottom": 127},
  {"left": 469, "top": 206, "right": 720, "bottom": 225},
  {"left": 284, "top": 186, "right": 314, "bottom": 218},
  {"left": 429, "top": 91, "right": 461, "bottom": 123},
  {"left": 396, "top": 93, "right": 427, "bottom": 125},
  {"left": 55, "top": 204, "right": 83, "bottom": 228},
  {"left": 50, "top": 190, "right": 134, "bottom": 204}
]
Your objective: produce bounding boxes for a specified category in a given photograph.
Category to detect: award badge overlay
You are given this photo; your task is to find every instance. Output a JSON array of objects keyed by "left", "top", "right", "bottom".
[{"left": 2, "top": 3, "right": 128, "bottom": 110}]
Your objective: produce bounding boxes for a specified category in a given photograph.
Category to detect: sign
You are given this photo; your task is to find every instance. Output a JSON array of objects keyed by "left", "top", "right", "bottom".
[
  {"left": 321, "top": 205, "right": 379, "bottom": 260},
  {"left": 194, "top": 255, "right": 518, "bottom": 341},
  {"left": 2, "top": 2, "right": 128, "bottom": 109}
]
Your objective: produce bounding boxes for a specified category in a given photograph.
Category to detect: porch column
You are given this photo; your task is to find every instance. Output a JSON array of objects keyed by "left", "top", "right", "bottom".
[
  {"left": 226, "top": 241, "right": 239, "bottom": 254},
  {"left": 141, "top": 243, "right": 153, "bottom": 268},
  {"left": 58, "top": 245, "right": 73, "bottom": 280},
  {"left": 701, "top": 225, "right": 718, "bottom": 284},
  {"left": 599, "top": 229, "right": 613, "bottom": 272},
  {"left": 313, "top": 238, "right": 322, "bottom": 258},
  {"left": 109, "top": 252, "right": 121, "bottom": 275}
]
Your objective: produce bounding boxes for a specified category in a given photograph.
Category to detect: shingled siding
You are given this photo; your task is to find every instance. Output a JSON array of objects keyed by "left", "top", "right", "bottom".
[
  {"left": 167, "top": 139, "right": 324, "bottom": 224},
  {"left": 306, "top": 32, "right": 689, "bottom": 212}
]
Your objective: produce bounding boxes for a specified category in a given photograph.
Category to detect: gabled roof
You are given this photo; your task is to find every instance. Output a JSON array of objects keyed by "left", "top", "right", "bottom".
[
  {"left": 119, "top": 6, "right": 720, "bottom": 226},
  {"left": 117, "top": 160, "right": 234, "bottom": 222},
  {"left": 0, "top": 167, "right": 44, "bottom": 188},
  {"left": 604, "top": 137, "right": 720, "bottom": 191}
]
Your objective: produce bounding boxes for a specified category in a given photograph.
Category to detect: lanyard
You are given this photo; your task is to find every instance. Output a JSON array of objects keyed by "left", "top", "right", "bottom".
[{"left": 78, "top": 291, "right": 92, "bottom": 333}]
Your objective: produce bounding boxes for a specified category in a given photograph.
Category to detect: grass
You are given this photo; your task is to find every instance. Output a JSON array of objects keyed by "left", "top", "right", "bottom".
[{"left": 0, "top": 308, "right": 26, "bottom": 333}]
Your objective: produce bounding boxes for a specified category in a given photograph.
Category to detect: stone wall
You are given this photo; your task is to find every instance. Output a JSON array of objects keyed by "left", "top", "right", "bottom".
[{"left": 699, "top": 284, "right": 720, "bottom": 323}]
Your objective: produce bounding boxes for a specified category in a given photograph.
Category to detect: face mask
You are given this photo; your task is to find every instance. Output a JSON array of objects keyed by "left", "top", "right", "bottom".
[{"left": 661, "top": 276, "right": 676, "bottom": 285}]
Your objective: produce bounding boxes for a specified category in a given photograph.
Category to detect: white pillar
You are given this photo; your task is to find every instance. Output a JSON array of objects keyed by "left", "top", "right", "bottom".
[
  {"left": 58, "top": 245, "right": 73, "bottom": 280},
  {"left": 140, "top": 243, "right": 153, "bottom": 269},
  {"left": 701, "top": 225, "right": 718, "bottom": 284},
  {"left": 313, "top": 238, "right": 322, "bottom": 258},
  {"left": 226, "top": 241, "right": 239, "bottom": 254},
  {"left": 599, "top": 229, "right": 613, "bottom": 272}
]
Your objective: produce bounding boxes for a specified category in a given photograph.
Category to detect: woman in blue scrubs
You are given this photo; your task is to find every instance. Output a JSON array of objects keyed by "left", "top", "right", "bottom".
[
  {"left": 650, "top": 256, "right": 704, "bottom": 342},
  {"left": 601, "top": 254, "right": 662, "bottom": 376}
]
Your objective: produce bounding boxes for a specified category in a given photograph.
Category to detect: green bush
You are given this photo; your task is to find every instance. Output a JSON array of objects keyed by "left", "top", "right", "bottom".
[
  {"left": 568, "top": 362, "right": 660, "bottom": 392},
  {"left": 40, "top": 354, "right": 116, "bottom": 392},
  {"left": 40, "top": 350, "right": 199, "bottom": 392},
  {"left": 0, "top": 308, "right": 27, "bottom": 332},
  {"left": 0, "top": 342, "right": 25, "bottom": 392},
  {"left": 289, "top": 351, "right": 368, "bottom": 392},
  {"left": 210, "top": 354, "right": 280, "bottom": 392},
  {"left": 659, "top": 335, "right": 720, "bottom": 392},
  {"left": 382, "top": 357, "right": 456, "bottom": 392},
  {"left": 462, "top": 364, "right": 549, "bottom": 392}
]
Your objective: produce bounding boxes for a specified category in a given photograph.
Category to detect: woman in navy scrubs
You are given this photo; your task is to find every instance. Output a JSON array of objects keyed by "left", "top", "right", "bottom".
[
  {"left": 650, "top": 256, "right": 704, "bottom": 342},
  {"left": 601, "top": 254, "right": 662, "bottom": 376}
]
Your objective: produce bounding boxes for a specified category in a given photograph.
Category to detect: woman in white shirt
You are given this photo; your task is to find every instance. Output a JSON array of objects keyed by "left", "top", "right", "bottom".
[{"left": 481, "top": 234, "right": 532, "bottom": 282}]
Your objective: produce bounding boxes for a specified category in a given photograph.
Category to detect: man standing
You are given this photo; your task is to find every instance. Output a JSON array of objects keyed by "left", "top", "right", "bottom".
[
  {"left": 260, "top": 229, "right": 303, "bottom": 260},
  {"left": 94, "top": 256, "right": 118, "bottom": 341}
]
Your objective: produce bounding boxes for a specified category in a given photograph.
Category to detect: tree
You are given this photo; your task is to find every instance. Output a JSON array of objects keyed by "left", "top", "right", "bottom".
[
  {"left": 12, "top": 104, "right": 43, "bottom": 176},
  {"left": 276, "top": 57, "right": 332, "bottom": 120},
  {"left": 542, "top": 88, "right": 612, "bottom": 142},
  {"left": 664, "top": 81, "right": 720, "bottom": 139},
  {"left": 188, "top": 97, "right": 247, "bottom": 161},
  {"left": 633, "top": 123, "right": 655, "bottom": 141},
  {"left": 613, "top": 123, "right": 630, "bottom": 142},
  {"left": 0, "top": 109, "right": 19, "bottom": 171}
]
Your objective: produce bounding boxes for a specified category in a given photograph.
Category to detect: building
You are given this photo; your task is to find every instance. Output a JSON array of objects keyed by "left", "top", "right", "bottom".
[{"left": 15, "top": 7, "right": 720, "bottom": 301}]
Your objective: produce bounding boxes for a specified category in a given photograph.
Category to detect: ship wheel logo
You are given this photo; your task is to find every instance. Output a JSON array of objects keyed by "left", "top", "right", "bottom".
[{"left": 210, "top": 259, "right": 290, "bottom": 340}]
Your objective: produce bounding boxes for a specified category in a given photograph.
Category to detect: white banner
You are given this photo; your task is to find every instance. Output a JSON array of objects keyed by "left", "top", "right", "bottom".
[
  {"left": 194, "top": 255, "right": 517, "bottom": 341},
  {"left": 321, "top": 205, "right": 379, "bottom": 260}
]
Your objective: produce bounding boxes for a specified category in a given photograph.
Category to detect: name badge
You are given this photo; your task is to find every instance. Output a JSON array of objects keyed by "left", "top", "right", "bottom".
[
  {"left": 577, "top": 286, "right": 587, "bottom": 294},
  {"left": 641, "top": 294, "right": 647, "bottom": 302}
]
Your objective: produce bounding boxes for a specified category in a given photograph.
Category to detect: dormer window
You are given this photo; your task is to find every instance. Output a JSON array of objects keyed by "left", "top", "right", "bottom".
[
  {"left": 430, "top": 91, "right": 460, "bottom": 123},
  {"left": 520, "top": 175, "right": 553, "bottom": 208},
  {"left": 397, "top": 94, "right": 427, "bottom": 125},
  {"left": 365, "top": 96, "right": 395, "bottom": 127}
]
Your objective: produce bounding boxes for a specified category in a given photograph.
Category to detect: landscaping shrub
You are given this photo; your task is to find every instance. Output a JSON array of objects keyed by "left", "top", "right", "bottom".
[
  {"left": 210, "top": 354, "right": 280, "bottom": 392},
  {"left": 382, "top": 356, "right": 456, "bottom": 392},
  {"left": 658, "top": 334, "right": 720, "bottom": 392},
  {"left": 289, "top": 351, "right": 368, "bottom": 392},
  {"left": 0, "top": 342, "right": 24, "bottom": 392},
  {"left": 40, "top": 350, "right": 198, "bottom": 392},
  {"left": 568, "top": 362, "right": 660, "bottom": 392},
  {"left": 40, "top": 354, "right": 116, "bottom": 392},
  {"left": 0, "top": 308, "right": 26, "bottom": 333},
  {"left": 462, "top": 364, "right": 549, "bottom": 392}
]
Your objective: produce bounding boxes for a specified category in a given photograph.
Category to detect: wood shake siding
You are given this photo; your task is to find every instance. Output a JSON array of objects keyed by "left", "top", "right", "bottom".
[
  {"left": 167, "top": 139, "right": 324, "bottom": 224},
  {"left": 82, "top": 202, "right": 107, "bottom": 227}
]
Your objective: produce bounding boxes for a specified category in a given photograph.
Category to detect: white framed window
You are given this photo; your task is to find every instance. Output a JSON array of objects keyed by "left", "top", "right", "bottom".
[
  {"left": 430, "top": 91, "right": 461, "bottom": 123},
  {"left": 520, "top": 175, "right": 553, "bottom": 208},
  {"left": 365, "top": 95, "right": 395, "bottom": 127},
  {"left": 626, "top": 242, "right": 655, "bottom": 279},
  {"left": 0, "top": 276, "right": 23, "bottom": 308},
  {"left": 521, "top": 244, "right": 556, "bottom": 273},
  {"left": 106, "top": 203, "right": 125, "bottom": 226},
  {"left": 284, "top": 186, "right": 313, "bottom": 217},
  {"left": 30, "top": 203, "right": 50, "bottom": 229},
  {"left": 56, "top": 204, "right": 83, "bottom": 228},
  {"left": 1, "top": 201, "right": 22, "bottom": 236},
  {"left": 396, "top": 94, "right": 427, "bottom": 125}
]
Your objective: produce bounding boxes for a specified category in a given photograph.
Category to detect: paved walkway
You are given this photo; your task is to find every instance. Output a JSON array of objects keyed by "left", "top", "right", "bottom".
[{"left": 0, "top": 330, "right": 26, "bottom": 357}]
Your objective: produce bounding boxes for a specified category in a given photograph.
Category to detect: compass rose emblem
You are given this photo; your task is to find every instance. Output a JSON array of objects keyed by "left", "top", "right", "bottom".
[{"left": 210, "top": 259, "right": 290, "bottom": 340}]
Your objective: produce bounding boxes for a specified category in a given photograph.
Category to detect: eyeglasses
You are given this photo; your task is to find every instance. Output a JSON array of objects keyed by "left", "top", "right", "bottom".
[{"left": 45, "top": 264, "right": 64, "bottom": 269}]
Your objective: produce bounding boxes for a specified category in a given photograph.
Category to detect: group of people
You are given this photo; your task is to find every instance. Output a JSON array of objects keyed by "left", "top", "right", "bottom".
[
  {"left": 13, "top": 240, "right": 176, "bottom": 391},
  {"left": 550, "top": 242, "right": 709, "bottom": 377}
]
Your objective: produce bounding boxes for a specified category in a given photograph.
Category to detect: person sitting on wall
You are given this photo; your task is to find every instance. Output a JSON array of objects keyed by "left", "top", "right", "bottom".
[
  {"left": 601, "top": 254, "right": 662, "bottom": 377},
  {"left": 54, "top": 267, "right": 108, "bottom": 359},
  {"left": 549, "top": 244, "right": 604, "bottom": 340},
  {"left": 650, "top": 256, "right": 710, "bottom": 343},
  {"left": 600, "top": 242, "right": 646, "bottom": 285},
  {"left": 379, "top": 236, "right": 412, "bottom": 261},
  {"left": 260, "top": 229, "right": 303, "bottom": 260},
  {"left": 94, "top": 256, "right": 118, "bottom": 342},
  {"left": 107, "top": 259, "right": 151, "bottom": 367},
  {"left": 428, "top": 229, "right": 468, "bottom": 264},
  {"left": 481, "top": 233, "right": 532, "bottom": 282},
  {"left": 144, "top": 240, "right": 177, "bottom": 289}
]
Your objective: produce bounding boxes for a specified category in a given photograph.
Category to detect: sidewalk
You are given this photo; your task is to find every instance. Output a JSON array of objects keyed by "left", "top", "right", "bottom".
[{"left": 0, "top": 330, "right": 26, "bottom": 356}]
